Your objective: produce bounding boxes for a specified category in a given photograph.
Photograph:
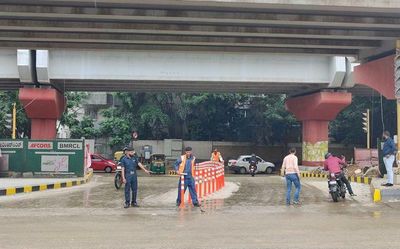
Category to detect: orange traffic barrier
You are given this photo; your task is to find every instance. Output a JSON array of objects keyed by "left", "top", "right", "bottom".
[
  {"left": 199, "top": 169, "right": 204, "bottom": 200},
  {"left": 179, "top": 175, "right": 185, "bottom": 208},
  {"left": 179, "top": 161, "right": 225, "bottom": 208},
  {"left": 207, "top": 168, "right": 211, "bottom": 195}
]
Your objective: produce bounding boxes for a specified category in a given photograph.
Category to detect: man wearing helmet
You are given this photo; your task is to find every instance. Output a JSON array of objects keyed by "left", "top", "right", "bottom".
[{"left": 324, "top": 152, "right": 356, "bottom": 196}]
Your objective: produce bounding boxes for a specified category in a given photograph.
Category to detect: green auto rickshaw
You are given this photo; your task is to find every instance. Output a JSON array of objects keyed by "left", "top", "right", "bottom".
[{"left": 149, "top": 154, "right": 166, "bottom": 174}]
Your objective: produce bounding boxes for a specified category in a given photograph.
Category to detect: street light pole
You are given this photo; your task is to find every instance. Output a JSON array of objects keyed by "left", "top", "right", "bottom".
[{"left": 12, "top": 102, "right": 16, "bottom": 139}]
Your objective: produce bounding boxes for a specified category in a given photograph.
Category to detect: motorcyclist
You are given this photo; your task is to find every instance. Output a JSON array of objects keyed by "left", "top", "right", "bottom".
[
  {"left": 323, "top": 152, "right": 356, "bottom": 196},
  {"left": 249, "top": 154, "right": 258, "bottom": 172}
]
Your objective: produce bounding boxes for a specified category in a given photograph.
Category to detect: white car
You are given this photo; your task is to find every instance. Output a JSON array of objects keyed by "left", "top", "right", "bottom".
[{"left": 228, "top": 155, "right": 275, "bottom": 174}]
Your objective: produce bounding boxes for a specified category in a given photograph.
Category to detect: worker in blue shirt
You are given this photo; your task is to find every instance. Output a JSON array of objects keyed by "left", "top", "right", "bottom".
[
  {"left": 174, "top": 147, "right": 200, "bottom": 207},
  {"left": 382, "top": 131, "right": 397, "bottom": 187},
  {"left": 121, "top": 147, "right": 150, "bottom": 208}
]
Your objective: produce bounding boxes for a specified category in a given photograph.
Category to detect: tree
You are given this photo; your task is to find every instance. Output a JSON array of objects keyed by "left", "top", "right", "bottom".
[
  {"left": 58, "top": 92, "right": 87, "bottom": 132},
  {"left": 70, "top": 116, "right": 99, "bottom": 139},
  {"left": 0, "top": 91, "right": 30, "bottom": 138},
  {"left": 97, "top": 92, "right": 301, "bottom": 148},
  {"left": 330, "top": 95, "right": 396, "bottom": 147},
  {"left": 99, "top": 93, "right": 144, "bottom": 149}
]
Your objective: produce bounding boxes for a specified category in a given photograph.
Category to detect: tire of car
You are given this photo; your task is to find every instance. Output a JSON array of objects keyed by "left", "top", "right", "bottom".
[
  {"left": 240, "top": 167, "right": 247, "bottom": 174},
  {"left": 105, "top": 166, "right": 112, "bottom": 173},
  {"left": 266, "top": 167, "right": 273, "bottom": 174}
]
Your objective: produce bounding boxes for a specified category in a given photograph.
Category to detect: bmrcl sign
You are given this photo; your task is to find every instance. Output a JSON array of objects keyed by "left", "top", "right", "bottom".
[{"left": 57, "top": 142, "right": 82, "bottom": 150}]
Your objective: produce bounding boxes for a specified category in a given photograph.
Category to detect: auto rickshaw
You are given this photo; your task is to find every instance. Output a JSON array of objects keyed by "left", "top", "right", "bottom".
[
  {"left": 114, "top": 151, "right": 124, "bottom": 162},
  {"left": 149, "top": 154, "right": 166, "bottom": 174}
]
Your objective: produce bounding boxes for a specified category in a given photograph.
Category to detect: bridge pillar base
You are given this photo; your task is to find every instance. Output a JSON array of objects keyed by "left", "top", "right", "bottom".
[
  {"left": 285, "top": 91, "right": 352, "bottom": 166},
  {"left": 18, "top": 88, "right": 65, "bottom": 139}
]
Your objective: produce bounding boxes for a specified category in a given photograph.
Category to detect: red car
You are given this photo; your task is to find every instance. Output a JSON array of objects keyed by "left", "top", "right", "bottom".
[{"left": 90, "top": 154, "right": 117, "bottom": 173}]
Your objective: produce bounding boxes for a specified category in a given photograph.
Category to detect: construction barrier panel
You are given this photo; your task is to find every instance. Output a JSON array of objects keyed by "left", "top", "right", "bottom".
[
  {"left": 0, "top": 138, "right": 86, "bottom": 177},
  {"left": 180, "top": 161, "right": 225, "bottom": 208}
]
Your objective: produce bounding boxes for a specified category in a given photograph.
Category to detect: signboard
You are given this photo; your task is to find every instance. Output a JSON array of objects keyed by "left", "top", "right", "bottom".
[
  {"left": 28, "top": 142, "right": 53, "bottom": 150},
  {"left": 41, "top": 155, "right": 69, "bottom": 172},
  {"left": 57, "top": 142, "right": 82, "bottom": 150},
  {"left": 0, "top": 141, "right": 24, "bottom": 149},
  {"left": 0, "top": 139, "right": 85, "bottom": 177}
]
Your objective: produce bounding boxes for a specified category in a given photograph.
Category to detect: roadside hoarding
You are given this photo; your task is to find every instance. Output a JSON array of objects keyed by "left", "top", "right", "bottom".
[{"left": 0, "top": 139, "right": 85, "bottom": 177}]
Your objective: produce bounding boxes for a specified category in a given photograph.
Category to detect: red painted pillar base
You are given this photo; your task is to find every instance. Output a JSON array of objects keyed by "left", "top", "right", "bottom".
[
  {"left": 286, "top": 92, "right": 352, "bottom": 166},
  {"left": 18, "top": 88, "right": 65, "bottom": 139}
]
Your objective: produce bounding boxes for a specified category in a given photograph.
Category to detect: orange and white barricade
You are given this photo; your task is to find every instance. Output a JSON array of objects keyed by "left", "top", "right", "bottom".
[{"left": 179, "top": 161, "right": 225, "bottom": 208}]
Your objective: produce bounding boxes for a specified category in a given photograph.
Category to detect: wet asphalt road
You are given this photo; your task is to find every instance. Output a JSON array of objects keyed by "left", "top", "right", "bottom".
[{"left": 1, "top": 173, "right": 400, "bottom": 249}]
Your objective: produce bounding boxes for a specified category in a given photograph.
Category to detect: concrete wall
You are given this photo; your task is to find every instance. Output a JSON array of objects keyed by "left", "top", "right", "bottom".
[
  {"left": 94, "top": 139, "right": 355, "bottom": 167},
  {"left": 132, "top": 140, "right": 165, "bottom": 156}
]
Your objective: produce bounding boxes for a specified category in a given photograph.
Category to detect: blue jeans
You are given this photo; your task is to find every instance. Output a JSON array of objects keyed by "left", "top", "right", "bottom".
[
  {"left": 286, "top": 173, "right": 301, "bottom": 205},
  {"left": 383, "top": 155, "right": 395, "bottom": 184},
  {"left": 176, "top": 176, "right": 199, "bottom": 205},
  {"left": 124, "top": 175, "right": 138, "bottom": 204}
]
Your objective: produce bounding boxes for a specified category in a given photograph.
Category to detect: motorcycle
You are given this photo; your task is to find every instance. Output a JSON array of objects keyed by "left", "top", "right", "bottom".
[
  {"left": 328, "top": 172, "right": 347, "bottom": 202},
  {"left": 114, "top": 163, "right": 123, "bottom": 190},
  {"left": 249, "top": 163, "right": 257, "bottom": 177}
]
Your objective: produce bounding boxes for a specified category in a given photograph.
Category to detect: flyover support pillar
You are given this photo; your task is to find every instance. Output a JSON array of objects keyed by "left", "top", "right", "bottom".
[
  {"left": 18, "top": 88, "right": 65, "bottom": 139},
  {"left": 286, "top": 91, "right": 352, "bottom": 166}
]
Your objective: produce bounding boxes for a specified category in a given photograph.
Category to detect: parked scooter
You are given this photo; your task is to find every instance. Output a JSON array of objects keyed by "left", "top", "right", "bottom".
[{"left": 328, "top": 172, "right": 347, "bottom": 202}]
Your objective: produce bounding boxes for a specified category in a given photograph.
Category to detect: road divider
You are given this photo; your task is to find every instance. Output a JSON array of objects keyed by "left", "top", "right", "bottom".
[
  {"left": 0, "top": 170, "right": 93, "bottom": 197},
  {"left": 300, "top": 171, "right": 373, "bottom": 185}
]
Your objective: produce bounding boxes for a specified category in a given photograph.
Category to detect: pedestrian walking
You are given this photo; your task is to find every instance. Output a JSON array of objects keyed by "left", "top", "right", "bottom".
[{"left": 281, "top": 148, "right": 301, "bottom": 205}]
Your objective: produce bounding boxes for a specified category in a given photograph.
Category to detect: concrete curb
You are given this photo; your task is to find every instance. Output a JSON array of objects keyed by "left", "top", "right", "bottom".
[
  {"left": 0, "top": 171, "right": 93, "bottom": 197},
  {"left": 369, "top": 177, "right": 400, "bottom": 203},
  {"left": 300, "top": 172, "right": 373, "bottom": 185},
  {"left": 300, "top": 171, "right": 383, "bottom": 202}
]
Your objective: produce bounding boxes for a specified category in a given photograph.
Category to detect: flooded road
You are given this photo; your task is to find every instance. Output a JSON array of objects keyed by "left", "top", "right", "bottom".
[{"left": 1, "top": 174, "right": 400, "bottom": 249}]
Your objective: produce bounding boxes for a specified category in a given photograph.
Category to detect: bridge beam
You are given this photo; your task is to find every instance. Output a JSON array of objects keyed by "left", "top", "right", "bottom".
[{"left": 353, "top": 54, "right": 396, "bottom": 100}]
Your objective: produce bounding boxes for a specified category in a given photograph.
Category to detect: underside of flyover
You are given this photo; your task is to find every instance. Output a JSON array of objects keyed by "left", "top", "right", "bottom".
[
  {"left": 0, "top": 0, "right": 398, "bottom": 60},
  {"left": 0, "top": 80, "right": 375, "bottom": 97},
  {"left": 0, "top": 0, "right": 398, "bottom": 96}
]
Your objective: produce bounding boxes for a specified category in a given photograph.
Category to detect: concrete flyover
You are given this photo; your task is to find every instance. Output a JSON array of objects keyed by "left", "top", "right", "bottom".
[
  {"left": 0, "top": 48, "right": 360, "bottom": 95},
  {"left": 0, "top": 0, "right": 397, "bottom": 60},
  {"left": 0, "top": 0, "right": 398, "bottom": 94},
  {"left": 0, "top": 0, "right": 398, "bottom": 163}
]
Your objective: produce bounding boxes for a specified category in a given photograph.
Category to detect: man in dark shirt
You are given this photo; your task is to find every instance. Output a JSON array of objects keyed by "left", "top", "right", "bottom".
[
  {"left": 121, "top": 147, "right": 150, "bottom": 208},
  {"left": 382, "top": 131, "right": 397, "bottom": 187}
]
